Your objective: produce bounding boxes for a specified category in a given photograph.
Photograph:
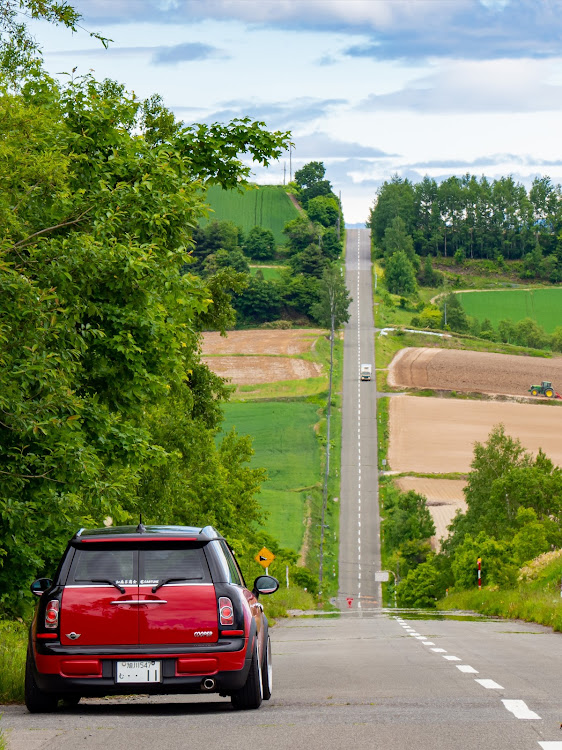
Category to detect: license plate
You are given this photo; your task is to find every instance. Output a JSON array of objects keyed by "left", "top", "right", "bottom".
[{"left": 116, "top": 660, "right": 161, "bottom": 683}]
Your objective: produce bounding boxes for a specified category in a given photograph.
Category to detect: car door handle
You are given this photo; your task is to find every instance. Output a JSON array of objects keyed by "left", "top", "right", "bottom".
[{"left": 110, "top": 600, "right": 168, "bottom": 605}]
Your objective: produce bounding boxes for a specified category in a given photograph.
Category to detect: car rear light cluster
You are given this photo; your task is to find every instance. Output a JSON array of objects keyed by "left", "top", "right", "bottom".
[
  {"left": 45, "top": 600, "right": 60, "bottom": 629},
  {"left": 218, "top": 597, "right": 234, "bottom": 626}
]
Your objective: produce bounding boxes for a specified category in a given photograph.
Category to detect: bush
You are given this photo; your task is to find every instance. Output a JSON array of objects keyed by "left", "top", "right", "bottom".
[{"left": 0, "top": 620, "right": 27, "bottom": 703}]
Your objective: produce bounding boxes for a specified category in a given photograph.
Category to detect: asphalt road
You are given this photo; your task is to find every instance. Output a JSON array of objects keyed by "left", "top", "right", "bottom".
[
  {"left": 3, "top": 228, "right": 562, "bottom": 750},
  {"left": 338, "top": 227, "right": 381, "bottom": 610}
]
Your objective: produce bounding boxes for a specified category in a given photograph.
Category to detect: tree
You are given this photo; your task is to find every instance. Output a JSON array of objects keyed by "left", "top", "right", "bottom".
[
  {"left": 244, "top": 226, "right": 276, "bottom": 260},
  {"left": 384, "top": 251, "right": 417, "bottom": 296},
  {"left": 452, "top": 532, "right": 517, "bottom": 589},
  {"left": 383, "top": 216, "right": 416, "bottom": 265},
  {"left": 0, "top": 68, "right": 291, "bottom": 615},
  {"left": 289, "top": 243, "right": 326, "bottom": 278},
  {"left": 306, "top": 195, "right": 340, "bottom": 228},
  {"left": 440, "top": 292, "right": 469, "bottom": 332},
  {"left": 383, "top": 490, "right": 435, "bottom": 551},
  {"left": 283, "top": 215, "right": 317, "bottom": 254},
  {"left": 294, "top": 161, "right": 333, "bottom": 206},
  {"left": 310, "top": 265, "right": 352, "bottom": 330},
  {"left": 397, "top": 557, "right": 447, "bottom": 608},
  {"left": 233, "top": 277, "right": 282, "bottom": 323}
]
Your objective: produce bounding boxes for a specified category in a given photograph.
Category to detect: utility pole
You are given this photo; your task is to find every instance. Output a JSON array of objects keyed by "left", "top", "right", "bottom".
[
  {"left": 283, "top": 162, "right": 286, "bottom": 186},
  {"left": 289, "top": 144, "right": 293, "bottom": 183},
  {"left": 318, "top": 293, "right": 336, "bottom": 589}
]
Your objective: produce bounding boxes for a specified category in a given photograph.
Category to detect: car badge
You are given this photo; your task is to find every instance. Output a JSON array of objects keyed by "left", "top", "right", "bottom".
[
  {"left": 194, "top": 631, "right": 213, "bottom": 637},
  {"left": 66, "top": 632, "right": 81, "bottom": 640}
]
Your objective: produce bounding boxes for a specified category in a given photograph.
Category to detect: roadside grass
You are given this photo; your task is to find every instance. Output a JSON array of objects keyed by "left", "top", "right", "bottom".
[
  {"left": 0, "top": 620, "right": 26, "bottom": 703},
  {"left": 306, "top": 339, "right": 345, "bottom": 601},
  {"left": 263, "top": 585, "right": 317, "bottom": 621},
  {"left": 377, "top": 396, "right": 389, "bottom": 470},
  {"left": 458, "top": 287, "right": 562, "bottom": 333},
  {"left": 235, "top": 376, "right": 327, "bottom": 401},
  {"left": 201, "top": 184, "right": 299, "bottom": 245},
  {"left": 220, "top": 401, "right": 322, "bottom": 552},
  {"left": 438, "top": 589, "right": 562, "bottom": 631},
  {"left": 439, "top": 550, "right": 562, "bottom": 630}
]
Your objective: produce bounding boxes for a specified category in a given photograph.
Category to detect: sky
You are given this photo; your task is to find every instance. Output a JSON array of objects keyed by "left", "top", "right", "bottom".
[{"left": 27, "top": 0, "right": 562, "bottom": 225}]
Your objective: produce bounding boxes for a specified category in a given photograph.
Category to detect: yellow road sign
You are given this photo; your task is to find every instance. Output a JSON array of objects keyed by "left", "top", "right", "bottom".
[{"left": 255, "top": 546, "right": 275, "bottom": 568}]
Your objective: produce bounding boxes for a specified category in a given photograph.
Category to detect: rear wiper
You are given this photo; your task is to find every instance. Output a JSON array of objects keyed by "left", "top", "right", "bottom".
[
  {"left": 91, "top": 578, "right": 126, "bottom": 594},
  {"left": 152, "top": 576, "right": 202, "bottom": 593}
]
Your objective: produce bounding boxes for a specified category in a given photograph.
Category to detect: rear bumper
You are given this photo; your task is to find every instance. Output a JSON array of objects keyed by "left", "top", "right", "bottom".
[{"left": 32, "top": 631, "right": 255, "bottom": 697}]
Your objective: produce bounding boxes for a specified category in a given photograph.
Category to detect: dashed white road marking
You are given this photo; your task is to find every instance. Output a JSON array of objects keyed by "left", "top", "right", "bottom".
[
  {"left": 475, "top": 679, "right": 504, "bottom": 689},
  {"left": 538, "top": 743, "right": 562, "bottom": 749},
  {"left": 430, "top": 647, "right": 447, "bottom": 653},
  {"left": 456, "top": 665, "right": 478, "bottom": 674},
  {"left": 502, "top": 699, "right": 541, "bottom": 720},
  {"left": 422, "top": 641, "right": 435, "bottom": 646},
  {"left": 442, "top": 655, "right": 461, "bottom": 661}
]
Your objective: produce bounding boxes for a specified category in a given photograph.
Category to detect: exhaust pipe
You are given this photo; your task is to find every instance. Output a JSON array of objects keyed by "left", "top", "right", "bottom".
[{"left": 201, "top": 678, "right": 216, "bottom": 691}]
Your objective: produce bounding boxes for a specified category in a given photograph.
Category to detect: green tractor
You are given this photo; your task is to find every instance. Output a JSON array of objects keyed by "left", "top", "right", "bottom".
[{"left": 528, "top": 381, "right": 562, "bottom": 399}]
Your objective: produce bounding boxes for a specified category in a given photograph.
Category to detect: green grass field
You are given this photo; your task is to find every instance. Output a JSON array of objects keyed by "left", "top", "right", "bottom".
[
  {"left": 220, "top": 402, "right": 321, "bottom": 552},
  {"left": 202, "top": 184, "right": 300, "bottom": 245},
  {"left": 458, "top": 288, "right": 562, "bottom": 333},
  {"left": 249, "top": 265, "right": 287, "bottom": 281}
]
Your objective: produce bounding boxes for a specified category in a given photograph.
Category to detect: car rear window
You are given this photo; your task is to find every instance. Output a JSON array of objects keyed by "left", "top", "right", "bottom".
[
  {"left": 72, "top": 549, "right": 136, "bottom": 585},
  {"left": 140, "top": 547, "right": 211, "bottom": 586}
]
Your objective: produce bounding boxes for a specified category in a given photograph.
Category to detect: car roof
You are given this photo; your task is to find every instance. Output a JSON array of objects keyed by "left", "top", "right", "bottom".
[{"left": 71, "top": 525, "right": 223, "bottom": 543}]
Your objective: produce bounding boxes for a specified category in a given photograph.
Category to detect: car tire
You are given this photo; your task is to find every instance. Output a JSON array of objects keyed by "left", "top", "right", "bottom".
[
  {"left": 25, "top": 646, "right": 59, "bottom": 713},
  {"left": 231, "top": 643, "right": 263, "bottom": 710},
  {"left": 261, "top": 635, "right": 272, "bottom": 700}
]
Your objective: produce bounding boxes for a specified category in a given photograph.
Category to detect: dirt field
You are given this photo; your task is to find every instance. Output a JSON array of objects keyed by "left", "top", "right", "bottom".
[
  {"left": 388, "top": 395, "right": 562, "bottom": 473},
  {"left": 388, "top": 347, "right": 562, "bottom": 397},
  {"left": 394, "top": 477, "right": 467, "bottom": 549},
  {"left": 202, "top": 329, "right": 324, "bottom": 385}
]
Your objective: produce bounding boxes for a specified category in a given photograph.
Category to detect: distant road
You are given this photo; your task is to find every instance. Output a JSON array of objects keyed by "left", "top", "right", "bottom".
[{"left": 337, "top": 228, "right": 381, "bottom": 609}]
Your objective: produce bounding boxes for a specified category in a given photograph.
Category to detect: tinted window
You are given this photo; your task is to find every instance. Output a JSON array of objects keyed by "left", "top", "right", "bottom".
[
  {"left": 72, "top": 549, "right": 136, "bottom": 585},
  {"left": 211, "top": 541, "right": 243, "bottom": 586},
  {"left": 140, "top": 547, "right": 210, "bottom": 586}
]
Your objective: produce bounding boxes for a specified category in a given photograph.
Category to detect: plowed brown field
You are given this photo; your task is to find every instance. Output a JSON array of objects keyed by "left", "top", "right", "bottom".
[
  {"left": 394, "top": 477, "right": 467, "bottom": 549},
  {"left": 202, "top": 329, "right": 324, "bottom": 384},
  {"left": 388, "top": 395, "right": 562, "bottom": 473},
  {"left": 389, "top": 347, "right": 562, "bottom": 397}
]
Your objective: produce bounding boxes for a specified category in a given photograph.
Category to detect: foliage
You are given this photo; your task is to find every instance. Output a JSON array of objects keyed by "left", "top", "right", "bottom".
[
  {"left": 382, "top": 488, "right": 435, "bottom": 552},
  {"left": 451, "top": 532, "right": 518, "bottom": 589},
  {"left": 397, "top": 556, "right": 448, "bottom": 608},
  {"left": 309, "top": 264, "right": 352, "bottom": 330},
  {"left": 233, "top": 276, "right": 282, "bottom": 324},
  {"left": 369, "top": 172, "right": 562, "bottom": 270},
  {"left": 0, "top": 67, "right": 291, "bottom": 616},
  {"left": 0, "top": 620, "right": 26, "bottom": 703},
  {"left": 384, "top": 250, "right": 418, "bottom": 296},
  {"left": 440, "top": 292, "right": 469, "bottom": 332},
  {"left": 306, "top": 195, "right": 340, "bottom": 228},
  {"left": 294, "top": 161, "right": 333, "bottom": 206},
  {"left": 283, "top": 214, "right": 318, "bottom": 253},
  {"left": 244, "top": 226, "right": 276, "bottom": 261}
]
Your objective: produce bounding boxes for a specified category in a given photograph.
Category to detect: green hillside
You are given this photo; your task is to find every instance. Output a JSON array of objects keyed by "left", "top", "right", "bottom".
[
  {"left": 458, "top": 288, "right": 562, "bottom": 333},
  {"left": 202, "top": 184, "right": 300, "bottom": 245}
]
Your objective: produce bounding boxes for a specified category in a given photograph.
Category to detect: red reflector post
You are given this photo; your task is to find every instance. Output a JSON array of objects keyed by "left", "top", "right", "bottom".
[{"left": 218, "top": 597, "right": 234, "bottom": 626}]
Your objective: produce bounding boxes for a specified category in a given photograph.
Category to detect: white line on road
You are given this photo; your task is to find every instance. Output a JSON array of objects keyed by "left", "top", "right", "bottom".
[
  {"left": 475, "top": 679, "right": 504, "bottom": 689},
  {"left": 430, "top": 647, "right": 447, "bottom": 653},
  {"left": 422, "top": 641, "right": 435, "bottom": 646},
  {"left": 502, "top": 699, "right": 541, "bottom": 720},
  {"left": 442, "top": 655, "right": 461, "bottom": 661},
  {"left": 538, "top": 743, "right": 562, "bottom": 749},
  {"left": 456, "top": 665, "right": 479, "bottom": 674}
]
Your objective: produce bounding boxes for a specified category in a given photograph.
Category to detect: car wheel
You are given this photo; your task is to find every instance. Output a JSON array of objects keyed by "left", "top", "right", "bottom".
[
  {"left": 231, "top": 643, "right": 263, "bottom": 710},
  {"left": 261, "top": 635, "right": 272, "bottom": 700},
  {"left": 25, "top": 646, "right": 59, "bottom": 713}
]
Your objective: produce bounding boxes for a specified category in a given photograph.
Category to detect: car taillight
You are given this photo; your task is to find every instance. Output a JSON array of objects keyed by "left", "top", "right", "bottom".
[
  {"left": 219, "top": 597, "right": 234, "bottom": 626},
  {"left": 45, "top": 600, "right": 59, "bottom": 629}
]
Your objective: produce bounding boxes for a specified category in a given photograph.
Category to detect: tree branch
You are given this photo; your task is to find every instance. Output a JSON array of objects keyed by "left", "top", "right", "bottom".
[{"left": 8, "top": 206, "right": 93, "bottom": 251}]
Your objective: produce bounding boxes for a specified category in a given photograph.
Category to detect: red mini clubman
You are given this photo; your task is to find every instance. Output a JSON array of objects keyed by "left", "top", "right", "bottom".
[{"left": 26, "top": 524, "right": 278, "bottom": 712}]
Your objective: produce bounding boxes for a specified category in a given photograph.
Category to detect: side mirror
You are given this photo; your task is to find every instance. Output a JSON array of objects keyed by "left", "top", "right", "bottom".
[
  {"left": 30, "top": 578, "right": 53, "bottom": 597},
  {"left": 252, "top": 575, "right": 279, "bottom": 598}
]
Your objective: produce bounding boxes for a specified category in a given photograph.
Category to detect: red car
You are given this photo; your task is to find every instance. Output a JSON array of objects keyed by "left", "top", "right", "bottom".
[{"left": 26, "top": 524, "right": 278, "bottom": 712}]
